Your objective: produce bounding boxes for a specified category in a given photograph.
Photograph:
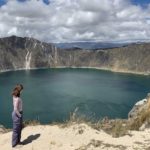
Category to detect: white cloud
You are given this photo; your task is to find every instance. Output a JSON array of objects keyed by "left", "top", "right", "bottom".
[
  {"left": 0, "top": 0, "right": 150, "bottom": 42},
  {"left": 7, "top": 27, "right": 17, "bottom": 35}
]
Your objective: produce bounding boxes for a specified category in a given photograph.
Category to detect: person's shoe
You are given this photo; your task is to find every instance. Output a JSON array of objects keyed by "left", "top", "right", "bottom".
[
  {"left": 12, "top": 144, "right": 17, "bottom": 148},
  {"left": 12, "top": 142, "right": 23, "bottom": 148}
]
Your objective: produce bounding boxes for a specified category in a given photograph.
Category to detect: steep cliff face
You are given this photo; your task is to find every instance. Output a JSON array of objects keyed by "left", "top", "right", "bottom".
[
  {"left": 0, "top": 36, "right": 57, "bottom": 71},
  {"left": 0, "top": 36, "right": 150, "bottom": 74}
]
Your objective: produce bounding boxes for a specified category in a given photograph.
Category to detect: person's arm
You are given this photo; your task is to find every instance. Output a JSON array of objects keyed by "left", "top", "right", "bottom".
[{"left": 14, "top": 98, "right": 21, "bottom": 118}]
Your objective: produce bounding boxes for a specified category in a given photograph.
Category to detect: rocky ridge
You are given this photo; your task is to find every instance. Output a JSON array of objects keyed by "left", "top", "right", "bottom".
[{"left": 1, "top": 36, "right": 150, "bottom": 75}]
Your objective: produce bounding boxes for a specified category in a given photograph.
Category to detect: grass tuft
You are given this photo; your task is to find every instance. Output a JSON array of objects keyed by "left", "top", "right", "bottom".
[{"left": 23, "top": 120, "right": 41, "bottom": 127}]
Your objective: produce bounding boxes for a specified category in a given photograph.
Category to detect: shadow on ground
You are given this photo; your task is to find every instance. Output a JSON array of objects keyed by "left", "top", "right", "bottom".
[{"left": 21, "top": 134, "right": 40, "bottom": 145}]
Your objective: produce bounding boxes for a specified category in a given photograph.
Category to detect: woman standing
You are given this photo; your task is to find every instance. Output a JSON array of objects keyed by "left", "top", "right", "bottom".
[{"left": 12, "top": 84, "right": 23, "bottom": 147}]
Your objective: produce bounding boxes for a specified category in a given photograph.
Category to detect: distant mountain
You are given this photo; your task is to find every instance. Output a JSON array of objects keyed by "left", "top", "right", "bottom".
[
  {"left": 54, "top": 42, "right": 127, "bottom": 50},
  {"left": 0, "top": 35, "right": 150, "bottom": 75}
]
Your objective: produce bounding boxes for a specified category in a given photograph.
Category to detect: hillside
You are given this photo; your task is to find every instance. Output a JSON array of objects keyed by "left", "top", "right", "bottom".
[
  {"left": 0, "top": 123, "right": 150, "bottom": 150},
  {"left": 1, "top": 119, "right": 150, "bottom": 150},
  {"left": 0, "top": 36, "right": 150, "bottom": 75}
]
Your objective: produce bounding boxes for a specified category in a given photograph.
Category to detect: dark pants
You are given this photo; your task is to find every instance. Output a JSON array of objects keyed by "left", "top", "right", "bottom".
[{"left": 12, "top": 111, "right": 23, "bottom": 147}]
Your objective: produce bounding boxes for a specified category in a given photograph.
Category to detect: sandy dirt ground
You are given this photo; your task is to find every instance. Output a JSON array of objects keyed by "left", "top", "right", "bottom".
[{"left": 0, "top": 123, "right": 150, "bottom": 150}]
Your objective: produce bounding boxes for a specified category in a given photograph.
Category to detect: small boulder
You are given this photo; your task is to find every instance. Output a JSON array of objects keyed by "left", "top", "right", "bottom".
[{"left": 128, "top": 99, "right": 148, "bottom": 119}]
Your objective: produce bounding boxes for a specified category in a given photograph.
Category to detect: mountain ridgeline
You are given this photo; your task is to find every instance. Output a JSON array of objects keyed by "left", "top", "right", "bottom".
[{"left": 0, "top": 36, "right": 150, "bottom": 74}]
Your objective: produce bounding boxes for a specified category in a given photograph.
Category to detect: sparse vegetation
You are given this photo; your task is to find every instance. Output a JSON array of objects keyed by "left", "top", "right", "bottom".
[
  {"left": 128, "top": 101, "right": 150, "bottom": 130},
  {"left": 0, "top": 125, "right": 11, "bottom": 133},
  {"left": 2, "top": 99, "right": 150, "bottom": 139},
  {"left": 58, "top": 111, "right": 95, "bottom": 128},
  {"left": 75, "top": 139, "right": 127, "bottom": 150},
  {"left": 23, "top": 120, "right": 41, "bottom": 127},
  {"left": 54, "top": 101, "right": 150, "bottom": 137},
  {"left": 57, "top": 111, "right": 130, "bottom": 137}
]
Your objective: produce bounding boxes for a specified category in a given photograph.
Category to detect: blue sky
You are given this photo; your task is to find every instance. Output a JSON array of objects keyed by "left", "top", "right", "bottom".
[
  {"left": 131, "top": 0, "right": 150, "bottom": 7},
  {"left": 0, "top": 0, "right": 150, "bottom": 43},
  {"left": 0, "top": 0, "right": 6, "bottom": 6}
]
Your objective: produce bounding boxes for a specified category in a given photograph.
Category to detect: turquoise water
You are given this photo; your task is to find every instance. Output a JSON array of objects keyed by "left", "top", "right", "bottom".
[{"left": 0, "top": 68, "right": 150, "bottom": 128}]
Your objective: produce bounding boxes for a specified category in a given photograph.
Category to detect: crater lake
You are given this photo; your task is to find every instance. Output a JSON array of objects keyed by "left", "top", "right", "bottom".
[{"left": 0, "top": 68, "right": 150, "bottom": 128}]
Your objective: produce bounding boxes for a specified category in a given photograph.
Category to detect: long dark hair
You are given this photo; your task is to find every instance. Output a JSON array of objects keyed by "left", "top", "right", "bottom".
[{"left": 12, "top": 84, "right": 23, "bottom": 97}]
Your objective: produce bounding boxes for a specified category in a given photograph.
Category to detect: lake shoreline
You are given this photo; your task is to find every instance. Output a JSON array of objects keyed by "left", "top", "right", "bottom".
[{"left": 0, "top": 66, "right": 149, "bottom": 76}]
